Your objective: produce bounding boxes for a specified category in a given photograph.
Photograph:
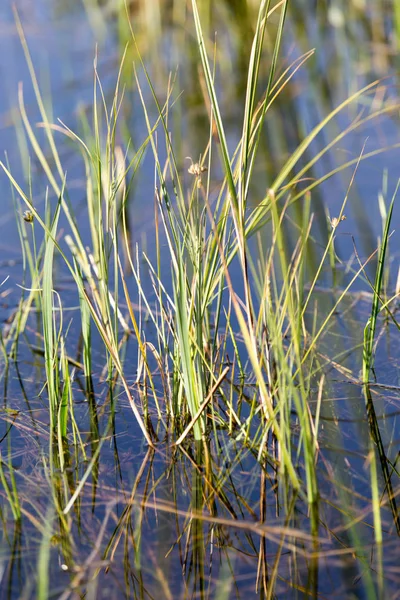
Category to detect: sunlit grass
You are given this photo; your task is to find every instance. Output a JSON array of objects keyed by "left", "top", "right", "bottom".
[{"left": 0, "top": 0, "right": 399, "bottom": 598}]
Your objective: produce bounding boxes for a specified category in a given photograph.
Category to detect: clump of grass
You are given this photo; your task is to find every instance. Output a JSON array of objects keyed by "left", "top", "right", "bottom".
[
  {"left": 1, "top": 0, "right": 400, "bottom": 597},
  {"left": 0, "top": 0, "right": 394, "bottom": 495}
]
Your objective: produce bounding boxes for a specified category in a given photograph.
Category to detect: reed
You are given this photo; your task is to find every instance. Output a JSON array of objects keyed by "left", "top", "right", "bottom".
[{"left": 0, "top": 0, "right": 399, "bottom": 597}]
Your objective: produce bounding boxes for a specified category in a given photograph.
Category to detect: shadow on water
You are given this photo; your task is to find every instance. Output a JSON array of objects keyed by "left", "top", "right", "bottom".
[{"left": 1, "top": 0, "right": 400, "bottom": 598}]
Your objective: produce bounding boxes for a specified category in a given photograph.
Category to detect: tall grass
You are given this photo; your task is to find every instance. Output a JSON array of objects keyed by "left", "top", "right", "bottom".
[{"left": 1, "top": 0, "right": 399, "bottom": 597}]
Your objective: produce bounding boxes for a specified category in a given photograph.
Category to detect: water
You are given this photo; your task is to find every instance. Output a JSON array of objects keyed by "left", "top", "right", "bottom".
[{"left": 1, "top": 1, "right": 400, "bottom": 598}]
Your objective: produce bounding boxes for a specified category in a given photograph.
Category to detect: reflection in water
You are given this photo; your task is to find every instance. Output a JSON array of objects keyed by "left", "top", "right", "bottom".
[
  {"left": 2, "top": 352, "right": 400, "bottom": 598},
  {"left": 0, "top": 0, "right": 400, "bottom": 598}
]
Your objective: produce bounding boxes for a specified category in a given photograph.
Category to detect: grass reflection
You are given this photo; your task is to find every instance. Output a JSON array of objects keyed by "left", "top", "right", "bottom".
[{"left": 0, "top": 0, "right": 399, "bottom": 598}]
